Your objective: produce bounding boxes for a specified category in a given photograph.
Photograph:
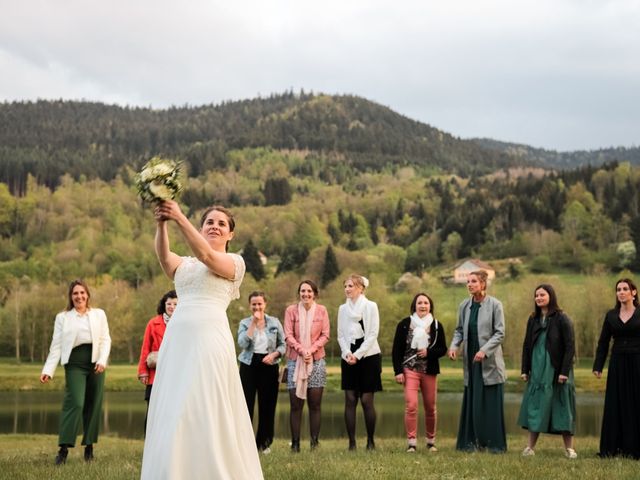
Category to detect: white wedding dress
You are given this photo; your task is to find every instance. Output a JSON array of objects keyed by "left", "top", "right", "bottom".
[{"left": 141, "top": 255, "right": 263, "bottom": 480}]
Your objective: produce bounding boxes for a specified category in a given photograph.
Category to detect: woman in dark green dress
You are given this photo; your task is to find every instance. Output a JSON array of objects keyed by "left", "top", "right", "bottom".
[
  {"left": 448, "top": 270, "right": 507, "bottom": 453},
  {"left": 518, "top": 284, "right": 577, "bottom": 458}
]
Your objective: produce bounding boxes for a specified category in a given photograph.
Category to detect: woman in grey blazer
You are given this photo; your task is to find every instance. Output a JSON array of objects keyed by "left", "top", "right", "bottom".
[{"left": 448, "top": 270, "right": 507, "bottom": 452}]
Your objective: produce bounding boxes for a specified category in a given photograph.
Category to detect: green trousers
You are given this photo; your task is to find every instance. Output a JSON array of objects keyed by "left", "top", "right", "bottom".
[{"left": 58, "top": 344, "right": 105, "bottom": 447}]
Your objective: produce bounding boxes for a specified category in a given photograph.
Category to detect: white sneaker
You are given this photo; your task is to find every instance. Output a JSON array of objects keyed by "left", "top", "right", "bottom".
[
  {"left": 565, "top": 448, "right": 577, "bottom": 459},
  {"left": 521, "top": 446, "right": 535, "bottom": 457},
  {"left": 261, "top": 447, "right": 271, "bottom": 455}
]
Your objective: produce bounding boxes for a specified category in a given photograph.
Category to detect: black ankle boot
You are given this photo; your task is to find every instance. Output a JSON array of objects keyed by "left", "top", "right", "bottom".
[
  {"left": 348, "top": 439, "right": 356, "bottom": 451},
  {"left": 366, "top": 438, "right": 376, "bottom": 451},
  {"left": 291, "top": 439, "right": 300, "bottom": 453},
  {"left": 55, "top": 446, "right": 68, "bottom": 465},
  {"left": 310, "top": 436, "right": 319, "bottom": 450},
  {"left": 84, "top": 444, "right": 94, "bottom": 462}
]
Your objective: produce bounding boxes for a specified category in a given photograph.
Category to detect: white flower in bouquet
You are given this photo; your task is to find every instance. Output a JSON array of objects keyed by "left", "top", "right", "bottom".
[
  {"left": 135, "top": 156, "right": 184, "bottom": 204},
  {"left": 151, "top": 162, "right": 174, "bottom": 177},
  {"left": 148, "top": 181, "right": 174, "bottom": 200}
]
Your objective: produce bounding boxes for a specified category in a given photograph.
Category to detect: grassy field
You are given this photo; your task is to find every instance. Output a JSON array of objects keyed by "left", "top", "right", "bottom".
[
  {"left": 0, "top": 434, "right": 636, "bottom": 480},
  {"left": 0, "top": 358, "right": 606, "bottom": 394}
]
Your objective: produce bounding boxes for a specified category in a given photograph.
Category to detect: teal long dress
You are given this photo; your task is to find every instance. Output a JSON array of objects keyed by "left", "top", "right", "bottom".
[
  {"left": 456, "top": 302, "right": 507, "bottom": 452},
  {"left": 517, "top": 317, "right": 576, "bottom": 434}
]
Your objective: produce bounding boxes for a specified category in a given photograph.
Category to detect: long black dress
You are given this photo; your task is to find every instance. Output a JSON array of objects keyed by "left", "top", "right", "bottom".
[{"left": 593, "top": 308, "right": 640, "bottom": 459}]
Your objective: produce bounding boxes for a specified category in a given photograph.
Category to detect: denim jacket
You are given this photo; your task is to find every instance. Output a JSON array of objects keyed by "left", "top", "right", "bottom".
[{"left": 237, "top": 315, "right": 286, "bottom": 366}]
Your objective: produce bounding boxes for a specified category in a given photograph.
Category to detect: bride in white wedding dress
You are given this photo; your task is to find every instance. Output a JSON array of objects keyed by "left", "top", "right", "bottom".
[{"left": 141, "top": 201, "right": 263, "bottom": 480}]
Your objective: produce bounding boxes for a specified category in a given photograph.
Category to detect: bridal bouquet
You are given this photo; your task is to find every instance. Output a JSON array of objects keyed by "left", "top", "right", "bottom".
[{"left": 135, "top": 157, "right": 184, "bottom": 204}]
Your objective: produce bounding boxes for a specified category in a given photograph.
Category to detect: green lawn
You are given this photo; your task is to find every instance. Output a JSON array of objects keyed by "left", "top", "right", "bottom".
[{"left": 0, "top": 434, "right": 636, "bottom": 480}]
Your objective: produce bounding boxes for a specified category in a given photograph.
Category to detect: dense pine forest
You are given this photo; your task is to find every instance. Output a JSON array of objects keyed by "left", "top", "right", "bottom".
[{"left": 1, "top": 92, "right": 639, "bottom": 365}]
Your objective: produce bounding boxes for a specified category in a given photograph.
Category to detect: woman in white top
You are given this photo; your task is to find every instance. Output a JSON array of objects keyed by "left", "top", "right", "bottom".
[
  {"left": 40, "top": 279, "right": 111, "bottom": 465},
  {"left": 337, "top": 273, "right": 382, "bottom": 450}
]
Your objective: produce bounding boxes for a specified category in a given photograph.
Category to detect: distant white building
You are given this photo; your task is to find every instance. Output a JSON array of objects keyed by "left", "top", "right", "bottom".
[{"left": 453, "top": 259, "right": 495, "bottom": 284}]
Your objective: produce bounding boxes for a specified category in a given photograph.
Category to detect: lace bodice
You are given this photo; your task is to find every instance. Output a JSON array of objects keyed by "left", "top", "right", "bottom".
[{"left": 174, "top": 254, "right": 245, "bottom": 308}]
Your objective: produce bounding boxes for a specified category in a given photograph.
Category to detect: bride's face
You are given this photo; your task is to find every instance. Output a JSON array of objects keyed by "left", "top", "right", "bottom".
[{"left": 200, "top": 210, "right": 234, "bottom": 247}]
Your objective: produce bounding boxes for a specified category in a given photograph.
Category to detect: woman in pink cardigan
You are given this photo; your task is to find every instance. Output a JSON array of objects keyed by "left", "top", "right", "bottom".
[{"left": 284, "top": 279, "right": 331, "bottom": 452}]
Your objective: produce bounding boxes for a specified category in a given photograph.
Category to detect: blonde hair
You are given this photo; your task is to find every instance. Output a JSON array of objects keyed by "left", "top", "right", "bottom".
[
  {"left": 344, "top": 273, "right": 369, "bottom": 290},
  {"left": 469, "top": 270, "right": 489, "bottom": 294}
]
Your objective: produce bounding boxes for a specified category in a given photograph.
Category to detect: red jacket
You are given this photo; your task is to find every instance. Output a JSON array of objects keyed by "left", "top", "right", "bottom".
[{"left": 137, "top": 315, "right": 167, "bottom": 385}]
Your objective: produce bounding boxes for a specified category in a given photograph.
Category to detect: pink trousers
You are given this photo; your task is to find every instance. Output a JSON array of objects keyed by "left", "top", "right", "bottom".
[{"left": 403, "top": 368, "right": 437, "bottom": 444}]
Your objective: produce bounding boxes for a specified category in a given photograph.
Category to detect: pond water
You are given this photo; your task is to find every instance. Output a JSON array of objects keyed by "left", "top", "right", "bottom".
[{"left": 0, "top": 391, "right": 604, "bottom": 440}]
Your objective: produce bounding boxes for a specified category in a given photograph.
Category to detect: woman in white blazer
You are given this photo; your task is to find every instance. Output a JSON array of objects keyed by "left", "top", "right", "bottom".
[
  {"left": 337, "top": 273, "right": 382, "bottom": 451},
  {"left": 40, "top": 279, "right": 111, "bottom": 465}
]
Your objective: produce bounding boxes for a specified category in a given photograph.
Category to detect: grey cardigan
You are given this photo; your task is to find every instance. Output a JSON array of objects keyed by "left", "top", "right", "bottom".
[{"left": 449, "top": 295, "right": 507, "bottom": 386}]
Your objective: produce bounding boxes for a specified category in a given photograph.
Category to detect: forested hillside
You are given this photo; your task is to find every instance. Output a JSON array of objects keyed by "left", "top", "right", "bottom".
[
  {"left": 0, "top": 92, "right": 522, "bottom": 195},
  {"left": 473, "top": 138, "right": 640, "bottom": 169}
]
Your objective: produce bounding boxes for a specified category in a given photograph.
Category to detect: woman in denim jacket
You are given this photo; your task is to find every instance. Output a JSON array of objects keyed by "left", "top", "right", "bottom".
[{"left": 238, "top": 291, "right": 286, "bottom": 453}]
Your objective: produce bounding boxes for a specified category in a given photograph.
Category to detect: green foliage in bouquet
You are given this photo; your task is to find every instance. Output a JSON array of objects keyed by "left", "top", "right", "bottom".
[{"left": 135, "top": 156, "right": 184, "bottom": 204}]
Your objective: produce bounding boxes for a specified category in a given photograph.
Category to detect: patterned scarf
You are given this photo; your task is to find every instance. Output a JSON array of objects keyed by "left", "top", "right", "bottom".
[{"left": 294, "top": 302, "right": 316, "bottom": 399}]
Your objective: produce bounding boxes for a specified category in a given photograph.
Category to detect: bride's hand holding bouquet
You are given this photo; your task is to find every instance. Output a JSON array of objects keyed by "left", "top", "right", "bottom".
[{"left": 154, "top": 200, "right": 185, "bottom": 224}]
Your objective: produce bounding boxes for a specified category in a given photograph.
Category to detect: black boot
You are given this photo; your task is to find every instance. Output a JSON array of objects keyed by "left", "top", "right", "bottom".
[
  {"left": 55, "top": 445, "right": 68, "bottom": 465},
  {"left": 310, "top": 436, "right": 319, "bottom": 450},
  {"left": 366, "top": 438, "right": 376, "bottom": 451},
  {"left": 291, "top": 439, "right": 300, "bottom": 453},
  {"left": 84, "top": 444, "right": 94, "bottom": 462},
  {"left": 348, "top": 439, "right": 357, "bottom": 451}
]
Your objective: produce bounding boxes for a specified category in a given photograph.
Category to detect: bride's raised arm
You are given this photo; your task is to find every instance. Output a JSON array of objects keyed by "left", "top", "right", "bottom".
[
  {"left": 155, "top": 217, "right": 183, "bottom": 279},
  {"left": 156, "top": 200, "right": 236, "bottom": 280}
]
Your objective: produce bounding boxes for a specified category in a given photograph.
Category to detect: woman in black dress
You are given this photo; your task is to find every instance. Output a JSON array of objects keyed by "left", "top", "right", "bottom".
[{"left": 593, "top": 278, "right": 640, "bottom": 459}]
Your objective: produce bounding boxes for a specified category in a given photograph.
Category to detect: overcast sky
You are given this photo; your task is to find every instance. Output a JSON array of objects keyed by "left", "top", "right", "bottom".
[{"left": 1, "top": 0, "right": 638, "bottom": 151}]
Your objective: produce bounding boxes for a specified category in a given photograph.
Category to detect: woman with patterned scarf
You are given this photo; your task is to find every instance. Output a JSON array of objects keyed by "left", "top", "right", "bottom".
[
  {"left": 283, "top": 280, "right": 331, "bottom": 452},
  {"left": 337, "top": 273, "right": 382, "bottom": 451}
]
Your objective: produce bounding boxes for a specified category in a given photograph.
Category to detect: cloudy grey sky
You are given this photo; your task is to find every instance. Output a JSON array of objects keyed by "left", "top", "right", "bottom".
[{"left": 1, "top": 0, "right": 638, "bottom": 151}]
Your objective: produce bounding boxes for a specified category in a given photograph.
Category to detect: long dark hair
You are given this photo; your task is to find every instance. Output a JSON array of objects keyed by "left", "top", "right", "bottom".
[
  {"left": 533, "top": 284, "right": 561, "bottom": 318},
  {"left": 66, "top": 279, "right": 91, "bottom": 311},
  {"left": 615, "top": 278, "right": 639, "bottom": 309},
  {"left": 410, "top": 292, "right": 435, "bottom": 316},
  {"left": 156, "top": 290, "right": 177, "bottom": 315}
]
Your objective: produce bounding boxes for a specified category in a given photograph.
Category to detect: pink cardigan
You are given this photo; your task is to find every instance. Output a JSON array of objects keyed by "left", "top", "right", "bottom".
[{"left": 283, "top": 303, "right": 330, "bottom": 361}]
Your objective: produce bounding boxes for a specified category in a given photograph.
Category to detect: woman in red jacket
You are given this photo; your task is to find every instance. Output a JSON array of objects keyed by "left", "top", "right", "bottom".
[{"left": 137, "top": 290, "right": 177, "bottom": 429}]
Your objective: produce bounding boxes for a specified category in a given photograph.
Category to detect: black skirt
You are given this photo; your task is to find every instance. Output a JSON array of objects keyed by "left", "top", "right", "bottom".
[
  {"left": 599, "top": 352, "right": 640, "bottom": 459},
  {"left": 341, "top": 338, "right": 382, "bottom": 393}
]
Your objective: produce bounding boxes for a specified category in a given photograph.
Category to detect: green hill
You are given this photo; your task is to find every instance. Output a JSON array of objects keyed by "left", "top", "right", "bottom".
[
  {"left": 472, "top": 138, "right": 640, "bottom": 169},
  {"left": 0, "top": 92, "right": 523, "bottom": 195}
]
